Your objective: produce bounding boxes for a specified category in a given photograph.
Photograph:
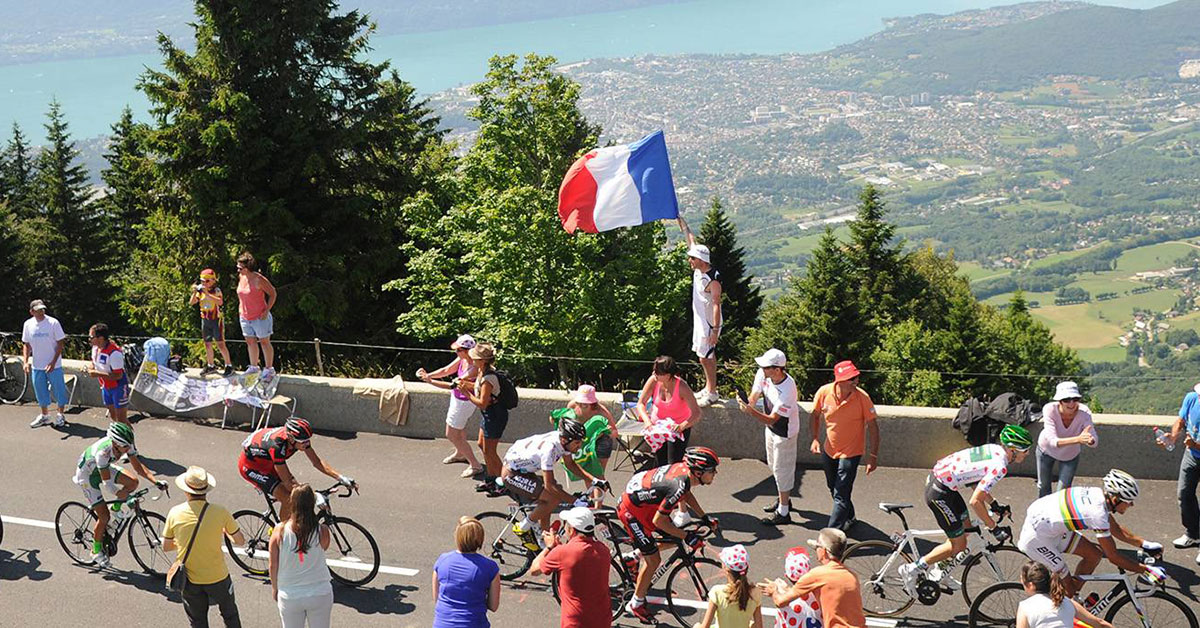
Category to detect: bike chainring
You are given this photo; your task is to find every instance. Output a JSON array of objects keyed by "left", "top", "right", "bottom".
[
  {"left": 916, "top": 578, "right": 941, "bottom": 605},
  {"left": 103, "top": 532, "right": 119, "bottom": 558}
]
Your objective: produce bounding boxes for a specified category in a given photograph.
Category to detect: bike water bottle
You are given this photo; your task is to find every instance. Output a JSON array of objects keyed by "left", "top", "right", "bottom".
[
  {"left": 1154, "top": 428, "right": 1175, "bottom": 452},
  {"left": 1083, "top": 592, "right": 1100, "bottom": 610}
]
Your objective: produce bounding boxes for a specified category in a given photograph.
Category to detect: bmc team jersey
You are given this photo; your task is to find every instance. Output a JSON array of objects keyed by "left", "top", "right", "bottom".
[
  {"left": 74, "top": 437, "right": 137, "bottom": 484},
  {"left": 91, "top": 342, "right": 126, "bottom": 389},
  {"left": 504, "top": 431, "right": 566, "bottom": 473},
  {"left": 241, "top": 427, "right": 296, "bottom": 473},
  {"left": 624, "top": 462, "right": 692, "bottom": 514},
  {"left": 1026, "top": 486, "right": 1112, "bottom": 538},
  {"left": 931, "top": 444, "right": 1010, "bottom": 492}
]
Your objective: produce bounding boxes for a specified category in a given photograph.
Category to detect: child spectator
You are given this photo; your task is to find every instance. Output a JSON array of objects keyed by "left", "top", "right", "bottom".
[
  {"left": 87, "top": 323, "right": 130, "bottom": 427},
  {"left": 189, "top": 268, "right": 234, "bottom": 376},
  {"left": 694, "top": 544, "right": 762, "bottom": 628},
  {"left": 771, "top": 547, "right": 823, "bottom": 628}
]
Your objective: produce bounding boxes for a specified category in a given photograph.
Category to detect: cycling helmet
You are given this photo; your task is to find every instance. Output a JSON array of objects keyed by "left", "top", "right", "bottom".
[
  {"left": 998, "top": 425, "right": 1033, "bottom": 451},
  {"left": 683, "top": 447, "right": 720, "bottom": 473},
  {"left": 558, "top": 417, "right": 587, "bottom": 442},
  {"left": 108, "top": 422, "right": 135, "bottom": 447},
  {"left": 285, "top": 418, "right": 313, "bottom": 441},
  {"left": 1102, "top": 469, "right": 1139, "bottom": 502}
]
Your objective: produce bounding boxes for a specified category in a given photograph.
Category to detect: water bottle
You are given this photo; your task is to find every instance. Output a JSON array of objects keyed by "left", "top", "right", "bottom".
[
  {"left": 1083, "top": 592, "right": 1100, "bottom": 610},
  {"left": 1154, "top": 428, "right": 1175, "bottom": 452}
]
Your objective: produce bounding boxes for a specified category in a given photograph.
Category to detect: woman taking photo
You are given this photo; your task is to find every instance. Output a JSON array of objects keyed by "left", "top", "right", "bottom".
[
  {"left": 457, "top": 343, "right": 507, "bottom": 491},
  {"left": 417, "top": 334, "right": 484, "bottom": 480},
  {"left": 1036, "top": 381, "right": 1098, "bottom": 497},
  {"left": 269, "top": 485, "right": 333, "bottom": 628},
  {"left": 636, "top": 355, "right": 703, "bottom": 465}
]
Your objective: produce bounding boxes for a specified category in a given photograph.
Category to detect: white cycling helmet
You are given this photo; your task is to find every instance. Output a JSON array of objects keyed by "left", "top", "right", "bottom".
[{"left": 1102, "top": 469, "right": 1139, "bottom": 502}]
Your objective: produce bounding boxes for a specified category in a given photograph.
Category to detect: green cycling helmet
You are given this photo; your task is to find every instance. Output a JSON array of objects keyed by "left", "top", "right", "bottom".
[
  {"left": 108, "top": 422, "right": 135, "bottom": 447},
  {"left": 998, "top": 425, "right": 1032, "bottom": 451}
]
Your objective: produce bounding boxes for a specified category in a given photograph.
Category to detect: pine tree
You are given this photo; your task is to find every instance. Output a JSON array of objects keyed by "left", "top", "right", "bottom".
[
  {"left": 100, "top": 107, "right": 154, "bottom": 254},
  {"left": 698, "top": 197, "right": 762, "bottom": 361},
  {"left": 1, "top": 123, "right": 35, "bottom": 218},
  {"left": 846, "top": 184, "right": 913, "bottom": 327},
  {"left": 0, "top": 201, "right": 26, "bottom": 325}
]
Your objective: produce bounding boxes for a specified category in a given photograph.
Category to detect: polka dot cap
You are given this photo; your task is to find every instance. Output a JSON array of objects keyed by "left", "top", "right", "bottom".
[
  {"left": 719, "top": 544, "right": 749, "bottom": 573},
  {"left": 785, "top": 546, "right": 811, "bottom": 582}
]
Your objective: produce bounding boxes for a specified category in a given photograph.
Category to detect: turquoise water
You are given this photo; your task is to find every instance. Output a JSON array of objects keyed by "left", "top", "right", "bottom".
[{"left": 0, "top": 0, "right": 1173, "bottom": 138}]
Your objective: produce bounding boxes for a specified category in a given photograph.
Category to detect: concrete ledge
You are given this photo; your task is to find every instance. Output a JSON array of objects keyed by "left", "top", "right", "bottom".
[{"left": 39, "top": 360, "right": 1186, "bottom": 480}]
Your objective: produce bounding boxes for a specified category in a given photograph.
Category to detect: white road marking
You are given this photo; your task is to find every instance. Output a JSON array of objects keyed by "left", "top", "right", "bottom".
[
  {"left": 2, "top": 514, "right": 419, "bottom": 577},
  {"left": 645, "top": 595, "right": 898, "bottom": 626}
]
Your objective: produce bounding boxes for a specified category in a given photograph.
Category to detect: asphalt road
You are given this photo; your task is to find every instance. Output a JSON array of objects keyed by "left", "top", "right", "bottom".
[{"left": 1, "top": 403, "right": 1196, "bottom": 628}]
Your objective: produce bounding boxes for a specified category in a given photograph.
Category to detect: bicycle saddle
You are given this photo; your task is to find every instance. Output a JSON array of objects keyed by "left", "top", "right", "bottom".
[
  {"left": 878, "top": 503, "right": 915, "bottom": 514},
  {"left": 592, "top": 506, "right": 617, "bottom": 518}
]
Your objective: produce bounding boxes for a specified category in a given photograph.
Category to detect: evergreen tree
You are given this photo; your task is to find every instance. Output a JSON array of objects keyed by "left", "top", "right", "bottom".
[
  {"left": 99, "top": 107, "right": 155, "bottom": 254},
  {"left": 846, "top": 184, "right": 913, "bottom": 327},
  {"left": 0, "top": 201, "right": 26, "bottom": 325},
  {"left": 1, "top": 123, "right": 35, "bottom": 217},
  {"left": 129, "top": 0, "right": 446, "bottom": 340},
  {"left": 698, "top": 197, "right": 762, "bottom": 361}
]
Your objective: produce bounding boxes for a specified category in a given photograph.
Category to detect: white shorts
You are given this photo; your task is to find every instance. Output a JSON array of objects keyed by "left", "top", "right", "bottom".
[
  {"left": 445, "top": 394, "right": 477, "bottom": 430},
  {"left": 1017, "top": 522, "right": 1081, "bottom": 575},
  {"left": 692, "top": 321, "right": 716, "bottom": 358},
  {"left": 765, "top": 430, "right": 799, "bottom": 493}
]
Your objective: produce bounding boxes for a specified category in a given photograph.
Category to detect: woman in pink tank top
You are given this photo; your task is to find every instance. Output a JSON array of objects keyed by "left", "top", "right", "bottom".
[
  {"left": 236, "top": 252, "right": 278, "bottom": 378},
  {"left": 636, "top": 355, "right": 703, "bottom": 465}
]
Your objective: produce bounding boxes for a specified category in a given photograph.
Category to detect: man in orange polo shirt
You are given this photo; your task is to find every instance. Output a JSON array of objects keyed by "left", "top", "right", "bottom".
[{"left": 809, "top": 360, "right": 880, "bottom": 532}]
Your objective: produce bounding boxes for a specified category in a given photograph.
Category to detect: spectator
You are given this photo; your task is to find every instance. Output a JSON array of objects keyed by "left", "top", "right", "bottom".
[
  {"left": 86, "top": 323, "right": 130, "bottom": 427},
  {"left": 22, "top": 299, "right": 68, "bottom": 428},
  {"left": 636, "top": 355, "right": 703, "bottom": 465},
  {"left": 768, "top": 547, "right": 823, "bottom": 628},
  {"left": 1036, "top": 381, "right": 1098, "bottom": 498},
  {"left": 809, "top": 360, "right": 879, "bottom": 533},
  {"left": 417, "top": 334, "right": 483, "bottom": 480},
  {"left": 269, "top": 484, "right": 333, "bottom": 628},
  {"left": 738, "top": 348, "right": 801, "bottom": 526},
  {"left": 694, "top": 544, "right": 762, "bottom": 628},
  {"left": 679, "top": 217, "right": 722, "bottom": 406},
  {"left": 760, "top": 527, "right": 865, "bottom": 628},
  {"left": 565, "top": 386, "right": 618, "bottom": 504},
  {"left": 163, "top": 466, "right": 245, "bottom": 628},
  {"left": 189, "top": 268, "right": 234, "bottom": 376},
  {"left": 433, "top": 516, "right": 500, "bottom": 628},
  {"left": 1162, "top": 382, "right": 1200, "bottom": 562},
  {"left": 235, "top": 252, "right": 277, "bottom": 381},
  {"left": 568, "top": 384, "right": 617, "bottom": 437},
  {"left": 458, "top": 343, "right": 507, "bottom": 489},
  {"left": 1016, "top": 561, "right": 1112, "bottom": 628},
  {"left": 531, "top": 507, "right": 613, "bottom": 628}
]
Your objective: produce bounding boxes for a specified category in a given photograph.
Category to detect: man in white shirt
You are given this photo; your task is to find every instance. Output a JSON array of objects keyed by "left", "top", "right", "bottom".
[
  {"left": 738, "top": 348, "right": 801, "bottom": 526},
  {"left": 678, "top": 218, "right": 723, "bottom": 407},
  {"left": 21, "top": 299, "right": 68, "bottom": 428}
]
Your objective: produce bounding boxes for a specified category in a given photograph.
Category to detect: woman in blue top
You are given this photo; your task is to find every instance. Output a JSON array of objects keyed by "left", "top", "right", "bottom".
[{"left": 433, "top": 516, "right": 501, "bottom": 628}]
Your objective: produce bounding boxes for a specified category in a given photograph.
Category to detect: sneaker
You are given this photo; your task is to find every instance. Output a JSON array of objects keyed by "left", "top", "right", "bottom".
[
  {"left": 442, "top": 453, "right": 467, "bottom": 465},
  {"left": 512, "top": 524, "right": 541, "bottom": 552},
  {"left": 471, "top": 467, "right": 489, "bottom": 481},
  {"left": 761, "top": 499, "right": 779, "bottom": 513},
  {"left": 762, "top": 511, "right": 792, "bottom": 526},
  {"left": 696, "top": 391, "right": 717, "bottom": 407},
  {"left": 898, "top": 562, "right": 922, "bottom": 599},
  {"left": 201, "top": 364, "right": 217, "bottom": 375},
  {"left": 29, "top": 414, "right": 50, "bottom": 428},
  {"left": 53, "top": 413, "right": 67, "bottom": 427},
  {"left": 1173, "top": 534, "right": 1200, "bottom": 549},
  {"left": 626, "top": 600, "right": 656, "bottom": 624},
  {"left": 222, "top": 364, "right": 235, "bottom": 377},
  {"left": 90, "top": 551, "right": 110, "bottom": 569},
  {"left": 262, "top": 367, "right": 276, "bottom": 382},
  {"left": 461, "top": 466, "right": 483, "bottom": 479},
  {"left": 245, "top": 366, "right": 261, "bottom": 375}
]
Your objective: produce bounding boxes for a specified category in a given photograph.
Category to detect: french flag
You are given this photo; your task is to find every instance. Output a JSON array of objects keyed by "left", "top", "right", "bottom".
[{"left": 558, "top": 130, "right": 680, "bottom": 234}]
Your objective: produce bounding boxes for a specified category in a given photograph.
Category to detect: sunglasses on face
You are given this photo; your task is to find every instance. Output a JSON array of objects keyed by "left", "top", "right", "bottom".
[{"left": 1061, "top": 398, "right": 1081, "bottom": 403}]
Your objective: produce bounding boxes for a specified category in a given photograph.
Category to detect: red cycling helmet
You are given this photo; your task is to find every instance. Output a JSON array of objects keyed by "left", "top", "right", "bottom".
[
  {"left": 285, "top": 418, "right": 313, "bottom": 441},
  {"left": 683, "top": 447, "right": 720, "bottom": 473}
]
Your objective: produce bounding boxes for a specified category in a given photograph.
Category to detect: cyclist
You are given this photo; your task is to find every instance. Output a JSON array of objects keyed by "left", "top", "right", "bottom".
[
  {"left": 72, "top": 422, "right": 168, "bottom": 567},
  {"left": 495, "top": 416, "right": 603, "bottom": 551},
  {"left": 620, "top": 446, "right": 720, "bottom": 624},
  {"left": 1017, "top": 469, "right": 1166, "bottom": 595},
  {"left": 898, "top": 425, "right": 1032, "bottom": 597},
  {"left": 237, "top": 418, "right": 357, "bottom": 521}
]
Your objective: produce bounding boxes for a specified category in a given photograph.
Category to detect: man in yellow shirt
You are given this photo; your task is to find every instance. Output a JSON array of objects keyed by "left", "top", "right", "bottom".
[
  {"left": 809, "top": 360, "right": 880, "bottom": 532},
  {"left": 163, "top": 467, "right": 246, "bottom": 628}
]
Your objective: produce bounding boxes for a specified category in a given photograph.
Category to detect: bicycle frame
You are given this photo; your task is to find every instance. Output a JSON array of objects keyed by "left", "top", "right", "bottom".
[{"left": 1078, "top": 572, "right": 1155, "bottom": 627}]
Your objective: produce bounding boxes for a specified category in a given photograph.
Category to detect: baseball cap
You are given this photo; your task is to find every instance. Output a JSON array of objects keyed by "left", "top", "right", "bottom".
[
  {"left": 29, "top": 299, "right": 47, "bottom": 311},
  {"left": 687, "top": 244, "right": 711, "bottom": 264},
  {"left": 1053, "top": 381, "right": 1082, "bottom": 401},
  {"left": 451, "top": 334, "right": 476, "bottom": 350},
  {"left": 833, "top": 360, "right": 860, "bottom": 382},
  {"left": 560, "top": 507, "right": 595, "bottom": 533},
  {"left": 200, "top": 268, "right": 217, "bottom": 280},
  {"left": 755, "top": 348, "right": 787, "bottom": 368}
]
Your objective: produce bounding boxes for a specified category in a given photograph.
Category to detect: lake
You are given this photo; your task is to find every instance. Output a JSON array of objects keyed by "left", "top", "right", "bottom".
[{"left": 0, "top": 0, "right": 1173, "bottom": 139}]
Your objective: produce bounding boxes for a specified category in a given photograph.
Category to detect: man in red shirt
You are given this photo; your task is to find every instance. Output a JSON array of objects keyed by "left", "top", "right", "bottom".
[{"left": 531, "top": 507, "right": 613, "bottom": 628}]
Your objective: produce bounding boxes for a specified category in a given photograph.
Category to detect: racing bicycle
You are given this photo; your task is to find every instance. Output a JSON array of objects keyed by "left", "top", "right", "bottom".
[
  {"left": 0, "top": 331, "right": 28, "bottom": 404},
  {"left": 841, "top": 501, "right": 1026, "bottom": 616},
  {"left": 967, "top": 551, "right": 1197, "bottom": 628},
  {"left": 226, "top": 482, "right": 380, "bottom": 587},
  {"left": 55, "top": 486, "right": 172, "bottom": 575}
]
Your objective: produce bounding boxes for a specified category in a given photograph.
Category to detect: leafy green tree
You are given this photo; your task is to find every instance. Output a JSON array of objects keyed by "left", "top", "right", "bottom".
[
  {"left": 128, "top": 0, "right": 445, "bottom": 340},
  {"left": 698, "top": 197, "right": 762, "bottom": 361},
  {"left": 392, "top": 54, "right": 686, "bottom": 384},
  {"left": 984, "top": 291, "right": 1084, "bottom": 401},
  {"left": 99, "top": 107, "right": 155, "bottom": 255},
  {"left": 0, "top": 201, "right": 26, "bottom": 325},
  {"left": 1, "top": 123, "right": 35, "bottom": 217}
]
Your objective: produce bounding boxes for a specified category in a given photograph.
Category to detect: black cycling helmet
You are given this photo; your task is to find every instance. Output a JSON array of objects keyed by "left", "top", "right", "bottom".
[
  {"left": 558, "top": 417, "right": 587, "bottom": 442},
  {"left": 285, "top": 418, "right": 313, "bottom": 441},
  {"left": 683, "top": 447, "right": 720, "bottom": 473}
]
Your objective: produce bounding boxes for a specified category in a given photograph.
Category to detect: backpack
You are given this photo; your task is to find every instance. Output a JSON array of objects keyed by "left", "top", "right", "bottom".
[
  {"left": 494, "top": 370, "right": 519, "bottom": 410},
  {"left": 955, "top": 393, "right": 1039, "bottom": 446},
  {"left": 143, "top": 337, "right": 171, "bottom": 368}
]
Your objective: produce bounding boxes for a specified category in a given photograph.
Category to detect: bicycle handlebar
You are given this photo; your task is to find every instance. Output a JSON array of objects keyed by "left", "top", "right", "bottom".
[{"left": 317, "top": 483, "right": 356, "bottom": 498}]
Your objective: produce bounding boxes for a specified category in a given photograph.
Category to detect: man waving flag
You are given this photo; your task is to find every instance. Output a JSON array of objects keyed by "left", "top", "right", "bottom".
[{"left": 558, "top": 130, "right": 679, "bottom": 234}]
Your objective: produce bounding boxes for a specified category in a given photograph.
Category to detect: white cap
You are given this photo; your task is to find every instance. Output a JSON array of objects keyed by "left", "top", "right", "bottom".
[
  {"left": 755, "top": 348, "right": 787, "bottom": 368},
  {"left": 560, "top": 507, "right": 595, "bottom": 533},
  {"left": 687, "top": 244, "right": 711, "bottom": 264},
  {"left": 1053, "top": 381, "right": 1082, "bottom": 401},
  {"left": 451, "top": 334, "right": 476, "bottom": 350},
  {"left": 1194, "top": 382, "right": 1200, "bottom": 395}
]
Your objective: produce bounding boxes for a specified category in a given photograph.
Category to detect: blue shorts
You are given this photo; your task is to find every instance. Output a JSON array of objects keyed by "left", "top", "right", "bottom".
[
  {"left": 102, "top": 382, "right": 129, "bottom": 408},
  {"left": 240, "top": 313, "right": 273, "bottom": 339}
]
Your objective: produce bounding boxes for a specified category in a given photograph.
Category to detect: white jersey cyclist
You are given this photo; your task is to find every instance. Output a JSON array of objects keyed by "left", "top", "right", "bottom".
[
  {"left": 1018, "top": 486, "right": 1110, "bottom": 574},
  {"left": 74, "top": 436, "right": 138, "bottom": 503},
  {"left": 931, "top": 443, "right": 1009, "bottom": 493},
  {"left": 504, "top": 431, "right": 567, "bottom": 473}
]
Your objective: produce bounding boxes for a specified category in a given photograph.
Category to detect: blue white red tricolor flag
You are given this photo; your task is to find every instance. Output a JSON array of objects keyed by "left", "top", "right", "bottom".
[{"left": 557, "top": 130, "right": 680, "bottom": 234}]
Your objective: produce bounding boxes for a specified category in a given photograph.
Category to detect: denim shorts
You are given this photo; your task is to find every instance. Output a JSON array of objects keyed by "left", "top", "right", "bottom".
[{"left": 240, "top": 313, "right": 273, "bottom": 338}]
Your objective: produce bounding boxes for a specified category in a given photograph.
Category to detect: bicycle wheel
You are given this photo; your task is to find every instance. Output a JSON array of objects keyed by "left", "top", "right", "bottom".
[
  {"left": 552, "top": 556, "right": 633, "bottom": 620},
  {"left": 475, "top": 511, "right": 534, "bottom": 580},
  {"left": 0, "top": 357, "right": 27, "bottom": 404},
  {"left": 1106, "top": 590, "right": 1199, "bottom": 628},
  {"left": 55, "top": 501, "right": 99, "bottom": 565},
  {"left": 128, "top": 511, "right": 171, "bottom": 576},
  {"left": 968, "top": 581, "right": 1024, "bottom": 628},
  {"left": 840, "top": 539, "right": 916, "bottom": 617},
  {"left": 325, "top": 516, "right": 380, "bottom": 587},
  {"left": 226, "top": 510, "right": 273, "bottom": 576},
  {"left": 665, "top": 556, "right": 723, "bottom": 628},
  {"left": 961, "top": 546, "right": 1027, "bottom": 607}
]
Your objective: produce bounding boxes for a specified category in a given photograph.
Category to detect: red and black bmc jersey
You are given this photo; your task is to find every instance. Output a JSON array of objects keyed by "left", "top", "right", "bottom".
[
  {"left": 240, "top": 427, "right": 296, "bottom": 473},
  {"left": 623, "top": 462, "right": 692, "bottom": 514}
]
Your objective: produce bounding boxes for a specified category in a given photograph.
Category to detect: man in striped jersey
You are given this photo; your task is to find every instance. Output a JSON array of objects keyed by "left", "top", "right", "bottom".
[{"left": 1017, "top": 469, "right": 1165, "bottom": 595}]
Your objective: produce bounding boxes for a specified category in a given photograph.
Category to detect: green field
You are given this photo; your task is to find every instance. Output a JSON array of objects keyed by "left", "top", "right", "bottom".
[
  {"left": 958, "top": 261, "right": 1008, "bottom": 283},
  {"left": 1076, "top": 346, "right": 1128, "bottom": 363},
  {"left": 1114, "top": 241, "right": 1197, "bottom": 272},
  {"left": 774, "top": 225, "right": 851, "bottom": 257}
]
